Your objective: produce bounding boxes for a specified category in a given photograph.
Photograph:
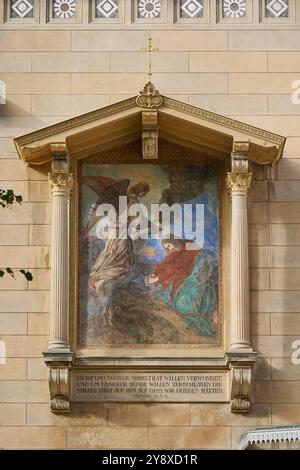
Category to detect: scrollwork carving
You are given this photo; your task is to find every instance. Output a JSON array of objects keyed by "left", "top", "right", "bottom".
[
  {"left": 230, "top": 365, "right": 253, "bottom": 414},
  {"left": 48, "top": 367, "right": 70, "bottom": 413},
  {"left": 136, "top": 81, "right": 163, "bottom": 109}
]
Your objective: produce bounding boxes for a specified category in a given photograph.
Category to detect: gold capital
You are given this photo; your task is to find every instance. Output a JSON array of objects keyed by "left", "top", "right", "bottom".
[
  {"left": 226, "top": 172, "right": 252, "bottom": 195},
  {"left": 49, "top": 173, "right": 74, "bottom": 198}
]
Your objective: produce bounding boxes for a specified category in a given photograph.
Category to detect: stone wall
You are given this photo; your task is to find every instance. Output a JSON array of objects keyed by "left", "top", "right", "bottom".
[{"left": 1, "top": 2, "right": 300, "bottom": 450}]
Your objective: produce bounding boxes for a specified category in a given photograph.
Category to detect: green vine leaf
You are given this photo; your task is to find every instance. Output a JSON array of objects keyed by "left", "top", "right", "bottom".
[
  {"left": 0, "top": 189, "right": 22, "bottom": 208},
  {"left": 20, "top": 270, "right": 33, "bottom": 282},
  {"left": 0, "top": 189, "right": 32, "bottom": 283},
  {"left": 6, "top": 267, "right": 15, "bottom": 278}
]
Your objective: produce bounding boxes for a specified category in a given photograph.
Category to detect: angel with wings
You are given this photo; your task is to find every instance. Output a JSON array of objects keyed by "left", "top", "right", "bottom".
[{"left": 82, "top": 175, "right": 150, "bottom": 305}]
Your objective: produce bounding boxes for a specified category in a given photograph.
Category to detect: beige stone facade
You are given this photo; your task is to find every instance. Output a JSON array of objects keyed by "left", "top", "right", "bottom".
[{"left": 1, "top": 0, "right": 300, "bottom": 449}]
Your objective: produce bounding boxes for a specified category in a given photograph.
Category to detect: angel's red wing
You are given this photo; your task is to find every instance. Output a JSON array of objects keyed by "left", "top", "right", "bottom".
[
  {"left": 81, "top": 176, "right": 130, "bottom": 199},
  {"left": 111, "top": 179, "right": 131, "bottom": 196},
  {"left": 81, "top": 176, "right": 113, "bottom": 195}
]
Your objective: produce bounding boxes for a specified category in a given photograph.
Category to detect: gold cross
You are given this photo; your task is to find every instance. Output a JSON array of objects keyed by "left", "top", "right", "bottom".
[{"left": 140, "top": 32, "right": 159, "bottom": 81}]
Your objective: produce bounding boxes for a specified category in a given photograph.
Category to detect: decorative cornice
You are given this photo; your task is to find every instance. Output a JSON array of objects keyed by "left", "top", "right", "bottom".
[
  {"left": 226, "top": 172, "right": 252, "bottom": 195},
  {"left": 240, "top": 426, "right": 300, "bottom": 450},
  {"left": 163, "top": 97, "right": 285, "bottom": 146},
  {"left": 49, "top": 173, "right": 74, "bottom": 197},
  {"left": 14, "top": 94, "right": 285, "bottom": 166},
  {"left": 15, "top": 97, "right": 137, "bottom": 149},
  {"left": 17, "top": 94, "right": 284, "bottom": 149},
  {"left": 136, "top": 81, "right": 163, "bottom": 109}
]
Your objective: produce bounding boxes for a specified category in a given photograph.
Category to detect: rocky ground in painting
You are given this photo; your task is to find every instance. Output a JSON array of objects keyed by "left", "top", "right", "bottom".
[{"left": 81, "top": 291, "right": 219, "bottom": 346}]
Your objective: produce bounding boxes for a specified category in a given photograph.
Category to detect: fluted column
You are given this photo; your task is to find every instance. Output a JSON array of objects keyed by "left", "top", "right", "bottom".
[
  {"left": 227, "top": 170, "right": 252, "bottom": 351},
  {"left": 48, "top": 172, "right": 74, "bottom": 351}
]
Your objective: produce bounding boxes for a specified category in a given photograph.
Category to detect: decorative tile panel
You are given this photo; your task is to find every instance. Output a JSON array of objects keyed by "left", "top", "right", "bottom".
[
  {"left": 52, "top": 0, "right": 77, "bottom": 19},
  {"left": 222, "top": 0, "right": 247, "bottom": 18},
  {"left": 10, "top": 0, "right": 34, "bottom": 18},
  {"left": 180, "top": 0, "right": 204, "bottom": 18},
  {"left": 137, "top": 0, "right": 161, "bottom": 19},
  {"left": 265, "top": 0, "right": 288, "bottom": 17},
  {"left": 96, "top": 0, "right": 119, "bottom": 18}
]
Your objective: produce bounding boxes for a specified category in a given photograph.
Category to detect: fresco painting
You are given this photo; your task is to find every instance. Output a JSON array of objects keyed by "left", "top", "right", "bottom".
[{"left": 79, "top": 164, "right": 220, "bottom": 347}]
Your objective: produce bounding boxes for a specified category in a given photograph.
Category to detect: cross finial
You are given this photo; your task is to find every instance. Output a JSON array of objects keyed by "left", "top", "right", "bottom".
[{"left": 140, "top": 32, "right": 159, "bottom": 81}]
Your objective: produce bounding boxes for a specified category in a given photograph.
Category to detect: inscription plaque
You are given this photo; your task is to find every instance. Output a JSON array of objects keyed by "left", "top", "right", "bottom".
[{"left": 71, "top": 371, "right": 228, "bottom": 402}]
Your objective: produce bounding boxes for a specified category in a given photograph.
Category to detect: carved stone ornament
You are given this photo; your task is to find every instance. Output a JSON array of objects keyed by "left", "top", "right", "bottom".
[
  {"left": 141, "top": 109, "right": 159, "bottom": 159},
  {"left": 142, "top": 132, "right": 158, "bottom": 159},
  {"left": 136, "top": 81, "right": 163, "bottom": 109},
  {"left": 226, "top": 172, "right": 252, "bottom": 195},
  {"left": 231, "top": 395, "right": 251, "bottom": 413},
  {"left": 49, "top": 367, "right": 70, "bottom": 413},
  {"left": 48, "top": 173, "right": 74, "bottom": 197},
  {"left": 226, "top": 351, "right": 256, "bottom": 414}
]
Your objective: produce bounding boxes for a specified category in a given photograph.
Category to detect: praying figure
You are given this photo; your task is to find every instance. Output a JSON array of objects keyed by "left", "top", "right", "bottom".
[{"left": 145, "top": 236, "right": 217, "bottom": 336}]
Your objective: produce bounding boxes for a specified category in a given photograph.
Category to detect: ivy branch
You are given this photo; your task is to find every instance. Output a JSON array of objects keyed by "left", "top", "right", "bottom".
[
  {"left": 0, "top": 188, "right": 22, "bottom": 208},
  {"left": 0, "top": 189, "right": 33, "bottom": 282}
]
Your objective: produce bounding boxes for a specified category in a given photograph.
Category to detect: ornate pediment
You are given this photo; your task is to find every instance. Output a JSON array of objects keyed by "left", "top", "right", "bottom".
[{"left": 14, "top": 83, "right": 285, "bottom": 167}]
